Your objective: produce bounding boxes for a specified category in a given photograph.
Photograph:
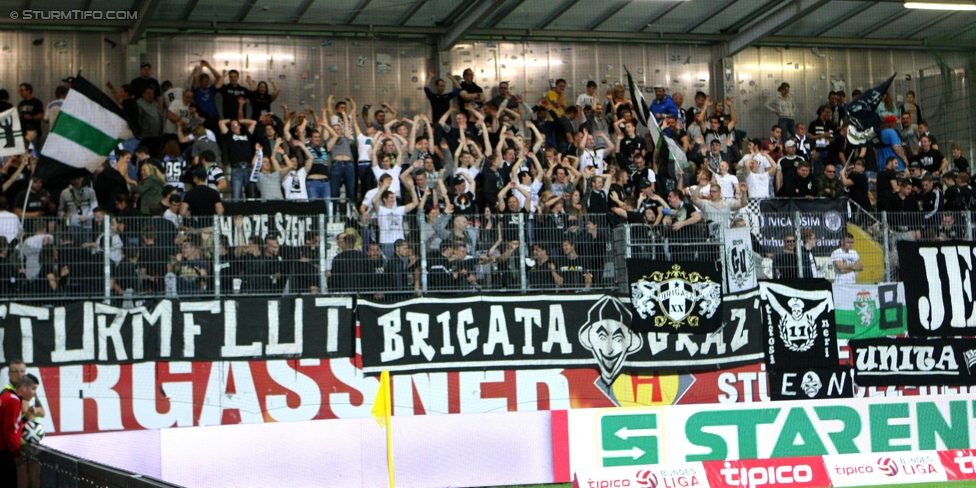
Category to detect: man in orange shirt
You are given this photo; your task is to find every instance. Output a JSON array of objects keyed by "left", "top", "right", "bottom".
[{"left": 0, "top": 374, "right": 37, "bottom": 485}]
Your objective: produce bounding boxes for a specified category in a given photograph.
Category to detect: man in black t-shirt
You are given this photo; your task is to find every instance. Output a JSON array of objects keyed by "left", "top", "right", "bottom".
[
  {"left": 875, "top": 157, "right": 900, "bottom": 211},
  {"left": 180, "top": 168, "right": 223, "bottom": 220},
  {"left": 219, "top": 118, "right": 257, "bottom": 200},
  {"left": 457, "top": 69, "right": 485, "bottom": 106},
  {"left": 527, "top": 243, "right": 562, "bottom": 289},
  {"left": 616, "top": 120, "right": 647, "bottom": 166},
  {"left": 130, "top": 63, "right": 162, "bottom": 105},
  {"left": 425, "top": 70, "right": 461, "bottom": 127},
  {"left": 912, "top": 135, "right": 947, "bottom": 175},
  {"left": 783, "top": 162, "right": 816, "bottom": 199},
  {"left": 553, "top": 239, "right": 590, "bottom": 289},
  {"left": 916, "top": 173, "right": 942, "bottom": 219},
  {"left": 17, "top": 84, "right": 44, "bottom": 134},
  {"left": 840, "top": 159, "right": 870, "bottom": 210},
  {"left": 218, "top": 70, "right": 250, "bottom": 119},
  {"left": 944, "top": 172, "right": 976, "bottom": 211},
  {"left": 808, "top": 106, "right": 836, "bottom": 173}
]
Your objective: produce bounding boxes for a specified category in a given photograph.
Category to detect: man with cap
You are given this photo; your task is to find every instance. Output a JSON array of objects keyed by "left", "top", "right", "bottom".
[
  {"left": 877, "top": 115, "right": 908, "bottom": 171},
  {"left": 650, "top": 85, "right": 678, "bottom": 124},
  {"left": 776, "top": 139, "right": 805, "bottom": 196},
  {"left": 130, "top": 62, "right": 162, "bottom": 107}
]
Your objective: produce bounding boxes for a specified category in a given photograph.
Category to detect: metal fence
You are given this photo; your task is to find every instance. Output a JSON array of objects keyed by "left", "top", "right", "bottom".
[{"left": 0, "top": 203, "right": 970, "bottom": 301}]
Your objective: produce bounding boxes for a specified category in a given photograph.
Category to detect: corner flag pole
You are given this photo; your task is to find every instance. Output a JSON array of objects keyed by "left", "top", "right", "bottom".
[{"left": 371, "top": 370, "right": 395, "bottom": 488}]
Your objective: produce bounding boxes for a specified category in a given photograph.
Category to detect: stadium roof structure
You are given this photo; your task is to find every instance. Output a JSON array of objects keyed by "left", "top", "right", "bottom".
[{"left": 1, "top": 0, "right": 975, "bottom": 52}]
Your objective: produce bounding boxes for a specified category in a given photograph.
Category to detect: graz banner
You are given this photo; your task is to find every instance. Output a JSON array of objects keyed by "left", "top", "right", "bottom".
[
  {"left": 724, "top": 226, "right": 757, "bottom": 293},
  {"left": 0, "top": 297, "right": 354, "bottom": 366},
  {"left": 850, "top": 337, "right": 976, "bottom": 387},
  {"left": 833, "top": 283, "right": 907, "bottom": 339},
  {"left": 628, "top": 260, "right": 724, "bottom": 333},
  {"left": 769, "top": 367, "right": 854, "bottom": 401},
  {"left": 760, "top": 280, "right": 837, "bottom": 371},
  {"left": 218, "top": 200, "right": 328, "bottom": 248},
  {"left": 898, "top": 241, "right": 976, "bottom": 337},
  {"left": 758, "top": 198, "right": 847, "bottom": 257},
  {"left": 358, "top": 293, "right": 762, "bottom": 395}
]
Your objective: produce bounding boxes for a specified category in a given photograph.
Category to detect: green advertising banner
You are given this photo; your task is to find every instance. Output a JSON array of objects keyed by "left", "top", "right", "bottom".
[
  {"left": 561, "top": 395, "right": 976, "bottom": 474},
  {"left": 833, "top": 283, "right": 907, "bottom": 339}
]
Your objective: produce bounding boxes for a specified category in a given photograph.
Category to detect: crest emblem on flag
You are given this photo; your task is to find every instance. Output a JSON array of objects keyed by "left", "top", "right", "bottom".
[
  {"left": 854, "top": 291, "right": 876, "bottom": 328},
  {"left": 630, "top": 264, "right": 721, "bottom": 329}
]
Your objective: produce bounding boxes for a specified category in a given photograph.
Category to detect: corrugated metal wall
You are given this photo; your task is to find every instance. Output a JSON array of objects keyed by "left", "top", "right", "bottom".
[{"left": 0, "top": 33, "right": 971, "bottom": 156}]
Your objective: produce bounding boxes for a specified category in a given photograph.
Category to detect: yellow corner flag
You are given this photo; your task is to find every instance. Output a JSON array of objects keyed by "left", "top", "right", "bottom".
[{"left": 371, "top": 370, "right": 395, "bottom": 488}]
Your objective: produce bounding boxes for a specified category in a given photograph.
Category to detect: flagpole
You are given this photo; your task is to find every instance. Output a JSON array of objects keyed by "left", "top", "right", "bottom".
[{"left": 385, "top": 404, "right": 394, "bottom": 488}]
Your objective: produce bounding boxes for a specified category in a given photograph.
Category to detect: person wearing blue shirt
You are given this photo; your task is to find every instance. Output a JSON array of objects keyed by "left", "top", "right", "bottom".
[
  {"left": 650, "top": 85, "right": 679, "bottom": 125},
  {"left": 191, "top": 61, "right": 223, "bottom": 132},
  {"left": 876, "top": 115, "right": 909, "bottom": 172}
]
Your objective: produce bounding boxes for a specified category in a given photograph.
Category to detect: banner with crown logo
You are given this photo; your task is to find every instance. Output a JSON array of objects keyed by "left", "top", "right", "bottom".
[
  {"left": 627, "top": 259, "right": 724, "bottom": 333},
  {"left": 760, "top": 280, "right": 838, "bottom": 371}
]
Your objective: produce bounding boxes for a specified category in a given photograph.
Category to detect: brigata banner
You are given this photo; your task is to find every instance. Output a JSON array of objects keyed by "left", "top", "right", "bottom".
[
  {"left": 556, "top": 394, "right": 976, "bottom": 478},
  {"left": 850, "top": 337, "right": 976, "bottom": 386},
  {"left": 760, "top": 280, "right": 837, "bottom": 371},
  {"left": 0, "top": 297, "right": 354, "bottom": 366},
  {"left": 898, "top": 241, "right": 976, "bottom": 336},
  {"left": 832, "top": 283, "right": 906, "bottom": 339},
  {"left": 358, "top": 293, "right": 762, "bottom": 393},
  {"left": 218, "top": 200, "right": 328, "bottom": 247}
]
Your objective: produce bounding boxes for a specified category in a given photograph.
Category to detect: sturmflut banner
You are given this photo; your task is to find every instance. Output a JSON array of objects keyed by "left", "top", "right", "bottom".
[
  {"left": 0, "top": 297, "right": 354, "bottom": 366},
  {"left": 358, "top": 293, "right": 763, "bottom": 399}
]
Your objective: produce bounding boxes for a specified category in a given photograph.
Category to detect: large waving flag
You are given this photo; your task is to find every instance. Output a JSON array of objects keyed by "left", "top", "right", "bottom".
[
  {"left": 34, "top": 74, "right": 134, "bottom": 181},
  {"left": 625, "top": 66, "right": 666, "bottom": 160},
  {"left": 846, "top": 73, "right": 896, "bottom": 145}
]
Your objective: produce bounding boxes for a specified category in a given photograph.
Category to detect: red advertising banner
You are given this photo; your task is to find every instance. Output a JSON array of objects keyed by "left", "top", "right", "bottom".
[
  {"left": 940, "top": 449, "right": 976, "bottom": 481},
  {"left": 704, "top": 457, "right": 831, "bottom": 488}
]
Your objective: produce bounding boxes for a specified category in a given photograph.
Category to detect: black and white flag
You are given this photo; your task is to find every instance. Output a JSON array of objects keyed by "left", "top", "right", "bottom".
[
  {"left": 846, "top": 73, "right": 895, "bottom": 145},
  {"left": 851, "top": 338, "right": 976, "bottom": 387},
  {"left": 0, "top": 108, "right": 25, "bottom": 157},
  {"left": 725, "top": 227, "right": 757, "bottom": 293},
  {"left": 898, "top": 240, "right": 976, "bottom": 337},
  {"left": 769, "top": 367, "right": 854, "bottom": 401},
  {"left": 760, "top": 280, "right": 837, "bottom": 370},
  {"left": 628, "top": 259, "right": 724, "bottom": 333}
]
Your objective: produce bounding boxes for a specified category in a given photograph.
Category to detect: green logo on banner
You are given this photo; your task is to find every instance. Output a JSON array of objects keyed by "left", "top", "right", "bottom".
[{"left": 598, "top": 412, "right": 660, "bottom": 466}]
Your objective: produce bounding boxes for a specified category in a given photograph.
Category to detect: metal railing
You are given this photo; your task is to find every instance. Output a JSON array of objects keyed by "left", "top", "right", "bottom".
[{"left": 0, "top": 203, "right": 970, "bottom": 301}]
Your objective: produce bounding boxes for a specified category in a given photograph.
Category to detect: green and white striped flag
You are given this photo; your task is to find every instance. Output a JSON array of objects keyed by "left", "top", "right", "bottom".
[
  {"left": 34, "top": 74, "right": 133, "bottom": 181},
  {"left": 833, "top": 283, "right": 907, "bottom": 340}
]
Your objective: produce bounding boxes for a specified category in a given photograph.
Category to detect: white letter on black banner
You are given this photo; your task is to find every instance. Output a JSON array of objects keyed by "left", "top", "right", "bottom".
[
  {"left": 515, "top": 308, "right": 541, "bottom": 355},
  {"left": 181, "top": 301, "right": 219, "bottom": 358},
  {"left": 49, "top": 303, "right": 94, "bottom": 363},
  {"left": 483, "top": 305, "right": 515, "bottom": 356},
  {"left": 95, "top": 304, "right": 128, "bottom": 362},
  {"left": 266, "top": 299, "right": 303, "bottom": 356},
  {"left": 379, "top": 310, "right": 405, "bottom": 362},
  {"left": 542, "top": 305, "right": 572, "bottom": 354},
  {"left": 406, "top": 312, "right": 435, "bottom": 361}
]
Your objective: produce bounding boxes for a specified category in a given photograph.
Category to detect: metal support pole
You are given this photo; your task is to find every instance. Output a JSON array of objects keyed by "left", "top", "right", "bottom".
[
  {"left": 213, "top": 219, "right": 221, "bottom": 297},
  {"left": 881, "top": 211, "right": 891, "bottom": 283},
  {"left": 624, "top": 225, "right": 633, "bottom": 259},
  {"left": 794, "top": 210, "right": 804, "bottom": 279},
  {"left": 419, "top": 216, "right": 428, "bottom": 295},
  {"left": 518, "top": 213, "right": 527, "bottom": 292},
  {"left": 966, "top": 211, "right": 974, "bottom": 241},
  {"left": 318, "top": 214, "right": 327, "bottom": 293},
  {"left": 103, "top": 215, "right": 111, "bottom": 301}
]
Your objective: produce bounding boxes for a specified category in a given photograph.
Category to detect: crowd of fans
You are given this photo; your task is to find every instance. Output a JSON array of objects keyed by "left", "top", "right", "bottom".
[{"left": 0, "top": 62, "right": 971, "bottom": 300}]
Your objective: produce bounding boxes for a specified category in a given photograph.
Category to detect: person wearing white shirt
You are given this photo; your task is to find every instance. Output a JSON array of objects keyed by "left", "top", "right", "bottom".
[
  {"left": 166, "top": 90, "right": 193, "bottom": 139},
  {"left": 577, "top": 129, "right": 615, "bottom": 175},
  {"left": 282, "top": 147, "right": 312, "bottom": 201},
  {"left": 743, "top": 149, "right": 777, "bottom": 199},
  {"left": 576, "top": 81, "right": 598, "bottom": 123},
  {"left": 58, "top": 175, "right": 99, "bottom": 227},
  {"left": 373, "top": 175, "right": 428, "bottom": 260},
  {"left": 831, "top": 233, "right": 862, "bottom": 284},
  {"left": 0, "top": 201, "right": 22, "bottom": 244},
  {"left": 713, "top": 161, "right": 739, "bottom": 200},
  {"left": 372, "top": 134, "right": 404, "bottom": 198},
  {"left": 737, "top": 139, "right": 772, "bottom": 174}
]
